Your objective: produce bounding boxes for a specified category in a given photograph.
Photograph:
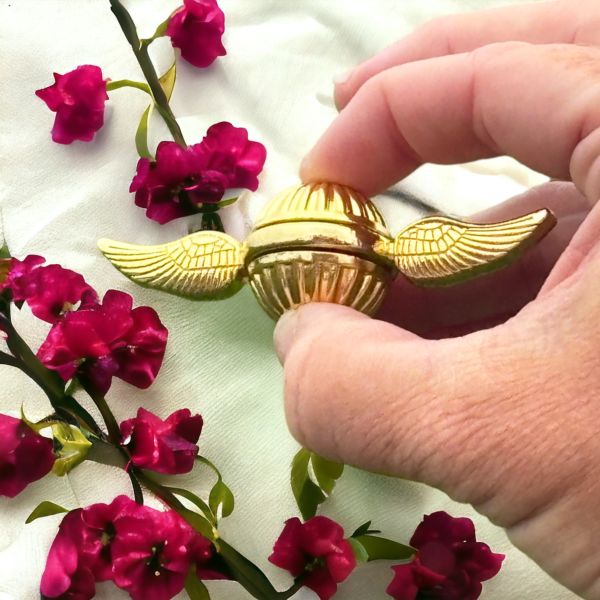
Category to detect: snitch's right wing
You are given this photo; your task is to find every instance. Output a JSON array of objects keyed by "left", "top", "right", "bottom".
[
  {"left": 98, "top": 231, "right": 247, "bottom": 300},
  {"left": 380, "top": 209, "right": 556, "bottom": 286}
]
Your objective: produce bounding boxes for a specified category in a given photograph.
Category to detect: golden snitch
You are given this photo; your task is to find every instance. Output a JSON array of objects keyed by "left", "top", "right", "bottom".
[{"left": 98, "top": 182, "right": 556, "bottom": 320}]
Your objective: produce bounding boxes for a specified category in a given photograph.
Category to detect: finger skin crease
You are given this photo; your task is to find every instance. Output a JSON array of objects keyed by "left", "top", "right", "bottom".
[
  {"left": 468, "top": 48, "right": 499, "bottom": 154},
  {"left": 379, "top": 76, "right": 425, "bottom": 168}
]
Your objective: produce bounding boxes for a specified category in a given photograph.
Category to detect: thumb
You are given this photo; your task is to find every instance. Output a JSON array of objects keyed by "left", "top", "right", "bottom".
[{"left": 273, "top": 300, "right": 585, "bottom": 529}]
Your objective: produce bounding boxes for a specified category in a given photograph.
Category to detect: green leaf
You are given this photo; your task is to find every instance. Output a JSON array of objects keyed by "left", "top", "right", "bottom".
[
  {"left": 209, "top": 481, "right": 235, "bottom": 519},
  {"left": 185, "top": 569, "right": 211, "bottom": 600},
  {"left": 354, "top": 535, "right": 415, "bottom": 562},
  {"left": 311, "top": 453, "right": 344, "bottom": 495},
  {"left": 195, "top": 456, "right": 235, "bottom": 520},
  {"left": 159, "top": 60, "right": 177, "bottom": 101},
  {"left": 135, "top": 105, "right": 154, "bottom": 160},
  {"left": 215, "top": 196, "right": 239, "bottom": 209},
  {"left": 147, "top": 14, "right": 172, "bottom": 42},
  {"left": 348, "top": 537, "right": 369, "bottom": 563},
  {"left": 20, "top": 405, "right": 55, "bottom": 434},
  {"left": 0, "top": 241, "right": 11, "bottom": 260},
  {"left": 180, "top": 507, "right": 216, "bottom": 540},
  {"left": 167, "top": 486, "right": 215, "bottom": 524},
  {"left": 291, "top": 448, "right": 326, "bottom": 521},
  {"left": 218, "top": 539, "right": 280, "bottom": 600},
  {"left": 26, "top": 501, "right": 69, "bottom": 524},
  {"left": 351, "top": 521, "right": 372, "bottom": 538},
  {"left": 106, "top": 80, "right": 151, "bottom": 95}
]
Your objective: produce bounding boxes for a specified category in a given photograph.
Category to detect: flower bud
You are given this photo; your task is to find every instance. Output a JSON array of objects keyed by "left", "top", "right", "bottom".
[
  {"left": 50, "top": 423, "right": 92, "bottom": 477},
  {"left": 386, "top": 512, "right": 505, "bottom": 600},
  {"left": 269, "top": 516, "right": 356, "bottom": 600},
  {"left": 36, "top": 65, "right": 109, "bottom": 144},
  {"left": 165, "top": 0, "right": 226, "bottom": 68},
  {"left": 0, "top": 414, "right": 55, "bottom": 498},
  {"left": 120, "top": 408, "right": 203, "bottom": 475}
]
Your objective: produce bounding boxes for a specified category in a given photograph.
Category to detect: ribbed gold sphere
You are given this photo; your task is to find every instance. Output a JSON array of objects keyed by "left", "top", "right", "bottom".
[{"left": 245, "top": 183, "right": 395, "bottom": 319}]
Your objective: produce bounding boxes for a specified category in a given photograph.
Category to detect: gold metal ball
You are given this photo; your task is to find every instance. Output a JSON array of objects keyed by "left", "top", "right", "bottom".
[{"left": 245, "top": 183, "right": 396, "bottom": 318}]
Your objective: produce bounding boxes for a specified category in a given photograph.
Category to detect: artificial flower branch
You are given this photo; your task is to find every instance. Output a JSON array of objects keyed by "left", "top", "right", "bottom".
[
  {"left": 0, "top": 254, "right": 314, "bottom": 599},
  {"left": 36, "top": 0, "right": 266, "bottom": 232},
  {"left": 109, "top": 0, "right": 187, "bottom": 147}
]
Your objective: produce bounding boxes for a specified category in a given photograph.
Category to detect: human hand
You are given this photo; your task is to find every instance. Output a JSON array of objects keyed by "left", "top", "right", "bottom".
[{"left": 274, "top": 1, "right": 600, "bottom": 598}]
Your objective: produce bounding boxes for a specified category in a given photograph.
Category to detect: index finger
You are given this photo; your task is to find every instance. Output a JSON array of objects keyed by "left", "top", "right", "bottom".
[
  {"left": 335, "top": 0, "right": 590, "bottom": 109},
  {"left": 301, "top": 42, "right": 600, "bottom": 204}
]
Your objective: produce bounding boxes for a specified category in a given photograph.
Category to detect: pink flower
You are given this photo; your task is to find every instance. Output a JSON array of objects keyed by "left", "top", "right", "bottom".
[
  {"left": 166, "top": 0, "right": 226, "bottom": 68},
  {"left": 37, "top": 289, "right": 168, "bottom": 395},
  {"left": 120, "top": 408, "right": 203, "bottom": 474},
  {"left": 1, "top": 255, "right": 97, "bottom": 324},
  {"left": 0, "top": 414, "right": 55, "bottom": 498},
  {"left": 40, "top": 500, "right": 123, "bottom": 600},
  {"left": 41, "top": 496, "right": 216, "bottom": 600},
  {"left": 36, "top": 65, "right": 109, "bottom": 144},
  {"left": 269, "top": 517, "right": 356, "bottom": 600},
  {"left": 130, "top": 122, "right": 266, "bottom": 224},
  {"left": 111, "top": 504, "right": 211, "bottom": 600},
  {"left": 386, "top": 512, "right": 505, "bottom": 600}
]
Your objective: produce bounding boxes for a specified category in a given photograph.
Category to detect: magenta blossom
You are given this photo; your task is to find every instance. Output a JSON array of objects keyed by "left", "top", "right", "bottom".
[
  {"left": 40, "top": 498, "right": 128, "bottom": 600},
  {"left": 111, "top": 503, "right": 213, "bottom": 600},
  {"left": 120, "top": 408, "right": 203, "bottom": 474},
  {"left": 37, "top": 289, "right": 168, "bottom": 395},
  {"left": 166, "top": 0, "right": 226, "bottom": 68},
  {"left": 0, "top": 255, "right": 97, "bottom": 323},
  {"left": 386, "top": 512, "right": 505, "bottom": 600},
  {"left": 269, "top": 516, "right": 356, "bottom": 600},
  {"left": 41, "top": 496, "right": 214, "bottom": 600},
  {"left": 130, "top": 122, "right": 266, "bottom": 224},
  {"left": 36, "top": 65, "right": 109, "bottom": 144},
  {"left": 0, "top": 414, "right": 55, "bottom": 498}
]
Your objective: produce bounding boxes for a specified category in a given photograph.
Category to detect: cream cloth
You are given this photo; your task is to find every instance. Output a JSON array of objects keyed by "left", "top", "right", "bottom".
[{"left": 0, "top": 1, "right": 577, "bottom": 599}]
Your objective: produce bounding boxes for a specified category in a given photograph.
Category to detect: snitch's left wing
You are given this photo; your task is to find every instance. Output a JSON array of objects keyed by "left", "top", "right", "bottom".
[
  {"left": 376, "top": 209, "right": 556, "bottom": 286},
  {"left": 98, "top": 231, "right": 247, "bottom": 300}
]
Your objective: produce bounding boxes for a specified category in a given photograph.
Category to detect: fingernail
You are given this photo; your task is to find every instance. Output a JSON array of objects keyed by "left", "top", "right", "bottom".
[
  {"left": 333, "top": 69, "right": 353, "bottom": 112},
  {"left": 333, "top": 68, "right": 353, "bottom": 86},
  {"left": 299, "top": 150, "right": 314, "bottom": 180},
  {"left": 274, "top": 309, "right": 299, "bottom": 365}
]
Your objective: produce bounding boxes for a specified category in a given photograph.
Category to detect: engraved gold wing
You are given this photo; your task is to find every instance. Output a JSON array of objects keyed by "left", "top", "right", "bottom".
[
  {"left": 97, "top": 232, "right": 247, "bottom": 300},
  {"left": 377, "top": 209, "right": 556, "bottom": 286}
]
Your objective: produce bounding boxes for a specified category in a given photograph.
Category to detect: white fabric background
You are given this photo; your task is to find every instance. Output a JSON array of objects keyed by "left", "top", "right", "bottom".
[{"left": 0, "top": 1, "right": 576, "bottom": 599}]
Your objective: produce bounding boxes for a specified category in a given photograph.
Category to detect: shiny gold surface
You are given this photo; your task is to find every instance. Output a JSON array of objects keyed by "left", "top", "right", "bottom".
[
  {"left": 97, "top": 231, "right": 246, "bottom": 300},
  {"left": 248, "top": 250, "right": 391, "bottom": 320},
  {"left": 375, "top": 209, "right": 556, "bottom": 286},
  {"left": 98, "top": 182, "right": 556, "bottom": 320}
]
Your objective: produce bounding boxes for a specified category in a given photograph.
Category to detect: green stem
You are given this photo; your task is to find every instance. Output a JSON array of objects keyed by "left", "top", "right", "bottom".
[
  {"left": 0, "top": 315, "right": 103, "bottom": 436},
  {"left": 109, "top": 0, "right": 186, "bottom": 147},
  {"left": 1, "top": 315, "right": 65, "bottom": 403},
  {"left": 279, "top": 577, "right": 306, "bottom": 600},
  {"left": 87, "top": 437, "right": 128, "bottom": 469},
  {"left": 0, "top": 350, "right": 22, "bottom": 370},
  {"left": 134, "top": 470, "right": 295, "bottom": 600},
  {"left": 196, "top": 455, "right": 222, "bottom": 479},
  {"left": 106, "top": 79, "right": 152, "bottom": 95},
  {"left": 78, "top": 376, "right": 122, "bottom": 444}
]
